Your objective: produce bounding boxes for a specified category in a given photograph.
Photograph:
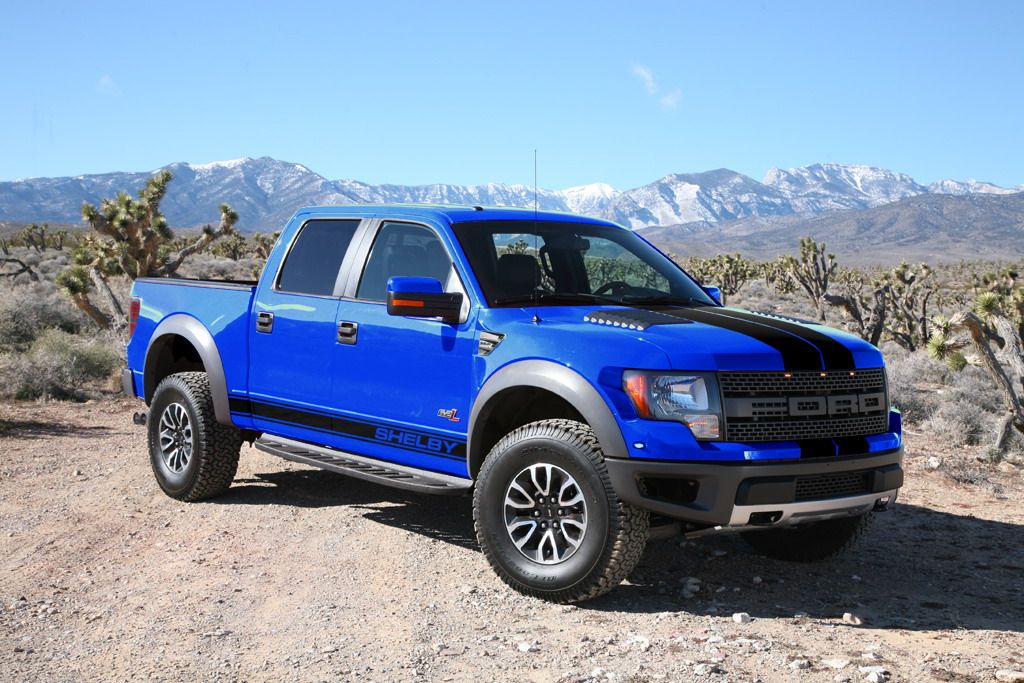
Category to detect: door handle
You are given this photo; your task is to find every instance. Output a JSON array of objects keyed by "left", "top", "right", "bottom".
[
  {"left": 256, "top": 311, "right": 274, "bottom": 333},
  {"left": 337, "top": 321, "right": 359, "bottom": 345}
]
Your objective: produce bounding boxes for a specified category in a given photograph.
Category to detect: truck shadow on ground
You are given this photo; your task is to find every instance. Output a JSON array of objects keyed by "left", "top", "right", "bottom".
[{"left": 219, "top": 468, "right": 1023, "bottom": 634}]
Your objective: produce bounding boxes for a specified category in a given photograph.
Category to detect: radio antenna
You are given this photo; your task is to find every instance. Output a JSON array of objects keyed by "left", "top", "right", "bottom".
[{"left": 531, "top": 148, "right": 541, "bottom": 316}]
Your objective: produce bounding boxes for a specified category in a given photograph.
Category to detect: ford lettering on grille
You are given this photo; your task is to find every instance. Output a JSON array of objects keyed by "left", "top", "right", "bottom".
[{"left": 720, "top": 370, "right": 889, "bottom": 442}]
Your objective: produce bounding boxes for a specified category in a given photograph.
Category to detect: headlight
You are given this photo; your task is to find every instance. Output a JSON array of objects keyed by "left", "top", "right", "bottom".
[{"left": 623, "top": 371, "right": 722, "bottom": 440}]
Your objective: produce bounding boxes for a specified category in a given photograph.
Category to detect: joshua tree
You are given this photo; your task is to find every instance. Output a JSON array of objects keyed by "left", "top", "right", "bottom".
[
  {"left": 212, "top": 233, "right": 248, "bottom": 261},
  {"left": 18, "top": 224, "right": 48, "bottom": 253},
  {"left": 929, "top": 292, "right": 1024, "bottom": 459},
  {"left": 249, "top": 231, "right": 281, "bottom": 277},
  {"left": 56, "top": 170, "right": 237, "bottom": 331},
  {"left": 883, "top": 262, "right": 936, "bottom": 352},
  {"left": 767, "top": 237, "right": 836, "bottom": 321},
  {"left": 823, "top": 268, "right": 889, "bottom": 345},
  {"left": 682, "top": 253, "right": 757, "bottom": 305}
]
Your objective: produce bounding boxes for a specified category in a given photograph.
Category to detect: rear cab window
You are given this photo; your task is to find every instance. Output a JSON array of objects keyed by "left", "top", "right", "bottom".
[{"left": 276, "top": 219, "right": 360, "bottom": 296}]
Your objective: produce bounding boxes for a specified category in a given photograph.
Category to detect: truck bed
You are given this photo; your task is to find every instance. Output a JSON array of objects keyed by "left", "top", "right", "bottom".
[{"left": 126, "top": 276, "right": 258, "bottom": 407}]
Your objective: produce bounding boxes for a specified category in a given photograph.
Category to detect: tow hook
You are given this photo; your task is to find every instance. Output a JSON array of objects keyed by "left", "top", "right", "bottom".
[
  {"left": 132, "top": 411, "right": 148, "bottom": 426},
  {"left": 873, "top": 492, "right": 896, "bottom": 512}
]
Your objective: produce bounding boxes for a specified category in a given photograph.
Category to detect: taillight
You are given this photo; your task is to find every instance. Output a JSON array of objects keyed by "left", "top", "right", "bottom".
[{"left": 128, "top": 298, "right": 141, "bottom": 337}]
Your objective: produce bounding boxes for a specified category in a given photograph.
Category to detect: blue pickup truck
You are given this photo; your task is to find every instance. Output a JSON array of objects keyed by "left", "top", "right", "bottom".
[{"left": 123, "top": 205, "right": 903, "bottom": 602}]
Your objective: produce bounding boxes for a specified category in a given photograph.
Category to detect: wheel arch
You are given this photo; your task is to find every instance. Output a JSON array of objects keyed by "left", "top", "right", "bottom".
[
  {"left": 467, "top": 360, "right": 628, "bottom": 478},
  {"left": 143, "top": 314, "right": 232, "bottom": 425}
]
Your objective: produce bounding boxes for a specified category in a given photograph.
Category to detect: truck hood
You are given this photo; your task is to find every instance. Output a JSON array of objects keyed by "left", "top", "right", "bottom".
[{"left": 487, "top": 305, "right": 883, "bottom": 371}]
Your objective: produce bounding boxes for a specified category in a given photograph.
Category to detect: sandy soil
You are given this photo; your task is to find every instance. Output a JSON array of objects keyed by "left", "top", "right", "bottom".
[{"left": 1, "top": 398, "right": 1022, "bottom": 683}]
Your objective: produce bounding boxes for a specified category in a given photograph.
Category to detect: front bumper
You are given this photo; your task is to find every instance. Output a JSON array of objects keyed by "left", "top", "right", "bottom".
[{"left": 605, "top": 447, "right": 903, "bottom": 528}]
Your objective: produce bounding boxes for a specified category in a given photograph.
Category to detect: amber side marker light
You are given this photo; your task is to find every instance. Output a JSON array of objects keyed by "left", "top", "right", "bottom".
[
  {"left": 623, "top": 372, "right": 651, "bottom": 417},
  {"left": 390, "top": 298, "right": 425, "bottom": 308}
]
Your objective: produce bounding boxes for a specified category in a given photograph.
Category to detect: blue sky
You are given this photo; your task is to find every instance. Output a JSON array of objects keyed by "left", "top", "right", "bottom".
[{"left": 1, "top": 1, "right": 1021, "bottom": 189}]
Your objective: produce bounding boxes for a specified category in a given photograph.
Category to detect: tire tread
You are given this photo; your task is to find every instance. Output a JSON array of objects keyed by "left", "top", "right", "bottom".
[
  {"left": 149, "top": 372, "right": 241, "bottom": 502},
  {"left": 474, "top": 419, "right": 648, "bottom": 603}
]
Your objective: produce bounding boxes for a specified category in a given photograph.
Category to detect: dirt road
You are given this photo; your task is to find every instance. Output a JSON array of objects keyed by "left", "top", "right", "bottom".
[{"left": 1, "top": 398, "right": 1022, "bottom": 682}]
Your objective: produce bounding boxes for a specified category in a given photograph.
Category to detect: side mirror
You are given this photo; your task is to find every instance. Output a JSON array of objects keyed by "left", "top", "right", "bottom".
[
  {"left": 386, "top": 276, "right": 463, "bottom": 324},
  {"left": 703, "top": 286, "right": 722, "bottom": 305}
]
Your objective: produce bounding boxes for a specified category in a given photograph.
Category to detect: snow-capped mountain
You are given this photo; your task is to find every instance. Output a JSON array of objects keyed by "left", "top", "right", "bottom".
[
  {"left": 763, "top": 163, "right": 927, "bottom": 212},
  {"left": 607, "top": 169, "right": 795, "bottom": 229},
  {"left": 0, "top": 156, "right": 1019, "bottom": 232},
  {"left": 927, "top": 178, "right": 1024, "bottom": 196},
  {"left": 561, "top": 183, "right": 618, "bottom": 215}
]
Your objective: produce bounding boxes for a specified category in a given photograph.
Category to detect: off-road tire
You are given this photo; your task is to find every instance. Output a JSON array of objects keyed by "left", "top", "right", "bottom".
[
  {"left": 147, "top": 372, "right": 241, "bottom": 501},
  {"left": 473, "top": 419, "right": 649, "bottom": 603},
  {"left": 740, "top": 513, "right": 875, "bottom": 562}
]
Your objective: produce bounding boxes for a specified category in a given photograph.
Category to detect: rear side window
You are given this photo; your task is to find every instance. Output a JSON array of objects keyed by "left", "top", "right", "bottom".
[{"left": 276, "top": 220, "right": 359, "bottom": 295}]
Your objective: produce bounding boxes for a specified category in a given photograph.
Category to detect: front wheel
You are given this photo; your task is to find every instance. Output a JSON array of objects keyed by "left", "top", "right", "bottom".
[
  {"left": 147, "top": 372, "right": 241, "bottom": 501},
  {"left": 473, "top": 419, "right": 649, "bottom": 602},
  {"left": 740, "top": 513, "right": 875, "bottom": 562}
]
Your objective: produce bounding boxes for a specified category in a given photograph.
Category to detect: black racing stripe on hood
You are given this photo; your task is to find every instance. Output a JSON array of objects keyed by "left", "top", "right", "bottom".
[
  {"left": 713, "top": 308, "right": 856, "bottom": 370},
  {"left": 660, "top": 307, "right": 824, "bottom": 371}
]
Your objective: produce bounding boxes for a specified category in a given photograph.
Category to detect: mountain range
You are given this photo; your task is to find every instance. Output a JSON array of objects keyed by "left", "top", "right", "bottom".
[{"left": 1, "top": 157, "right": 1020, "bottom": 234}]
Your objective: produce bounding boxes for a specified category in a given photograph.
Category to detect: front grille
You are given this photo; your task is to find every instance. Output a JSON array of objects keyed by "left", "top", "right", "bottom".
[
  {"left": 721, "top": 369, "right": 888, "bottom": 443},
  {"left": 726, "top": 414, "right": 890, "bottom": 441},
  {"left": 795, "top": 470, "right": 872, "bottom": 501},
  {"left": 720, "top": 368, "right": 886, "bottom": 396}
]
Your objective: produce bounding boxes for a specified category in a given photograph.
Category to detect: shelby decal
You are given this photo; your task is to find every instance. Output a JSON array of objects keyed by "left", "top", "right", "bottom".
[
  {"left": 437, "top": 408, "right": 461, "bottom": 422},
  {"left": 375, "top": 427, "right": 461, "bottom": 454}
]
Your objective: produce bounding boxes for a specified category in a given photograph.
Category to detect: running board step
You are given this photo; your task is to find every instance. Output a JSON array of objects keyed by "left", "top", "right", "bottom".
[{"left": 254, "top": 435, "right": 472, "bottom": 495}]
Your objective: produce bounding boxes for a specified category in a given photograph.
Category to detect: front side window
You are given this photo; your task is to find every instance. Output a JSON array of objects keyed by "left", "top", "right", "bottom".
[
  {"left": 451, "top": 220, "right": 714, "bottom": 307},
  {"left": 356, "top": 222, "right": 454, "bottom": 301},
  {"left": 276, "top": 219, "right": 359, "bottom": 295}
]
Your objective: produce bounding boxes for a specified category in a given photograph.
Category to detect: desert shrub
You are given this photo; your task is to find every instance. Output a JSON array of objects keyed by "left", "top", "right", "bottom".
[
  {"left": 0, "top": 282, "right": 86, "bottom": 351},
  {"left": 923, "top": 399, "right": 988, "bottom": 447},
  {"left": 943, "top": 458, "right": 1003, "bottom": 493},
  {"left": 880, "top": 342, "right": 950, "bottom": 423},
  {"left": 0, "top": 328, "right": 118, "bottom": 400}
]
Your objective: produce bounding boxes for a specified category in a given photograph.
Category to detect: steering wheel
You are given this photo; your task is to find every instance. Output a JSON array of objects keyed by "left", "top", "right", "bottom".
[{"left": 594, "top": 280, "right": 632, "bottom": 297}]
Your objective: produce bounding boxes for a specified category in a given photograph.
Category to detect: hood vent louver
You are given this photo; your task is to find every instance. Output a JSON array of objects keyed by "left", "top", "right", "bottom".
[{"left": 583, "top": 309, "right": 693, "bottom": 331}]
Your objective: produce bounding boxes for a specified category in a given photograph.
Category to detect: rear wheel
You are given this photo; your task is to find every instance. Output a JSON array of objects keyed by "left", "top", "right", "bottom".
[
  {"left": 147, "top": 372, "right": 241, "bottom": 501},
  {"left": 473, "top": 419, "right": 649, "bottom": 602},
  {"left": 740, "top": 513, "right": 874, "bottom": 562}
]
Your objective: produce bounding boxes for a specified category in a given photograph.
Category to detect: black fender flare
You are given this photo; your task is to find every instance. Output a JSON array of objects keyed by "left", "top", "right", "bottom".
[
  {"left": 143, "top": 314, "right": 232, "bottom": 425},
  {"left": 467, "top": 359, "right": 628, "bottom": 476}
]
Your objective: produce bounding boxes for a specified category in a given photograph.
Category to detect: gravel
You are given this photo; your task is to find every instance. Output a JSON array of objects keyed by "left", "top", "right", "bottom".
[{"left": 1, "top": 398, "right": 1022, "bottom": 682}]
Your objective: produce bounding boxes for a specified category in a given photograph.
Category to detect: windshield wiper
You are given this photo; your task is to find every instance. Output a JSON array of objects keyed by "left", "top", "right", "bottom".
[
  {"left": 619, "top": 294, "right": 712, "bottom": 307},
  {"left": 493, "top": 292, "right": 621, "bottom": 306}
]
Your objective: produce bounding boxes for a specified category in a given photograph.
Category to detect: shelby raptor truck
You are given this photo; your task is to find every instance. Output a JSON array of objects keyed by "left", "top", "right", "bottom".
[{"left": 124, "top": 206, "right": 903, "bottom": 602}]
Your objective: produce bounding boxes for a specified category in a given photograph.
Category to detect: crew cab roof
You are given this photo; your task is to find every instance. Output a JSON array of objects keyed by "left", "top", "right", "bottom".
[{"left": 291, "top": 204, "right": 624, "bottom": 228}]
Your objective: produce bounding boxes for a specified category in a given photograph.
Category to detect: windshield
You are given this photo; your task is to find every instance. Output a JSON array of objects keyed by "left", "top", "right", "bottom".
[{"left": 450, "top": 220, "right": 716, "bottom": 308}]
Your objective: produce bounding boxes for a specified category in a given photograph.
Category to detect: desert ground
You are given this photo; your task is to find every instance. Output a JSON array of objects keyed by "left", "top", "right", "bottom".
[{"left": 1, "top": 398, "right": 1022, "bottom": 683}]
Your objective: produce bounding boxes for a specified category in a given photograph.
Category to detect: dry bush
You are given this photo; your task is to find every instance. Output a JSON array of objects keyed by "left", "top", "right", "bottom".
[
  {"left": 942, "top": 457, "right": 1005, "bottom": 493},
  {"left": 923, "top": 400, "right": 988, "bottom": 447},
  {"left": 0, "top": 282, "right": 87, "bottom": 351},
  {"left": 178, "top": 254, "right": 260, "bottom": 281},
  {"left": 882, "top": 342, "right": 950, "bottom": 423},
  {"left": 0, "top": 328, "right": 119, "bottom": 400}
]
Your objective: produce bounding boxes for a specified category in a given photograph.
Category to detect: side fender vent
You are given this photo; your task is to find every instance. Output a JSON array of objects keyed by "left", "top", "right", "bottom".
[{"left": 478, "top": 331, "right": 505, "bottom": 355}]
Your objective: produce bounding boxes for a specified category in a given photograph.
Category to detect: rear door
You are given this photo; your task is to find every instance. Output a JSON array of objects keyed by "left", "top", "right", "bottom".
[{"left": 247, "top": 218, "right": 362, "bottom": 443}]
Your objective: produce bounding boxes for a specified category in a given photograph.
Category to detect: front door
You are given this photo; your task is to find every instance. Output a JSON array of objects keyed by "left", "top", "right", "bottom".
[
  {"left": 331, "top": 220, "right": 477, "bottom": 476},
  {"left": 247, "top": 218, "right": 361, "bottom": 444}
]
